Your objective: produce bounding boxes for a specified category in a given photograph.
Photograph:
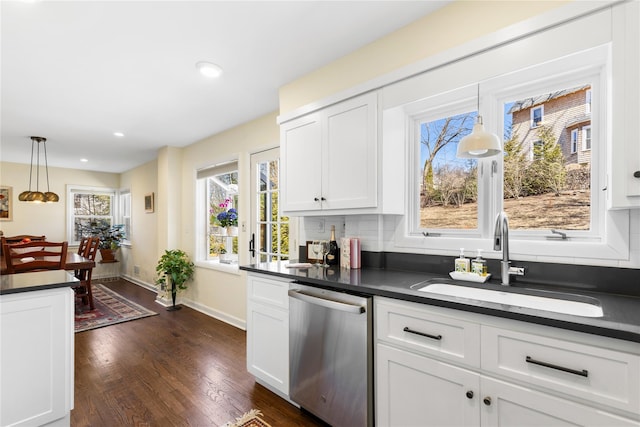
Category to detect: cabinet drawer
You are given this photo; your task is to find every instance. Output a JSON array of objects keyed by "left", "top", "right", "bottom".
[
  {"left": 481, "top": 325, "right": 640, "bottom": 414},
  {"left": 376, "top": 298, "right": 480, "bottom": 367},
  {"left": 248, "top": 275, "right": 290, "bottom": 309}
]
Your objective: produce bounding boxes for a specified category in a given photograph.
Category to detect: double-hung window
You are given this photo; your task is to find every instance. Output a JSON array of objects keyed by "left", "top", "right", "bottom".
[{"left": 67, "top": 186, "right": 117, "bottom": 245}]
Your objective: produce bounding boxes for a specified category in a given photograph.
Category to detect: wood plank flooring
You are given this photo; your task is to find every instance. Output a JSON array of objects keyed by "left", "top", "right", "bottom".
[{"left": 72, "top": 279, "right": 327, "bottom": 426}]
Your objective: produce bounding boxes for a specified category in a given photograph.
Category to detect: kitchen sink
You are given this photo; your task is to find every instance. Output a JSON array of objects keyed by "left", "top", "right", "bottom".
[{"left": 415, "top": 283, "right": 604, "bottom": 318}]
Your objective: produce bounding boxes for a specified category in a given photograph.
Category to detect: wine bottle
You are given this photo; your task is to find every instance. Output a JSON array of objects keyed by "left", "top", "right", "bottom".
[{"left": 327, "top": 225, "right": 339, "bottom": 265}]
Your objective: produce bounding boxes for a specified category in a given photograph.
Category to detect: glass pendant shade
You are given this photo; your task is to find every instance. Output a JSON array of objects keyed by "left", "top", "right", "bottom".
[
  {"left": 20, "top": 136, "right": 60, "bottom": 203},
  {"left": 456, "top": 116, "right": 502, "bottom": 158}
]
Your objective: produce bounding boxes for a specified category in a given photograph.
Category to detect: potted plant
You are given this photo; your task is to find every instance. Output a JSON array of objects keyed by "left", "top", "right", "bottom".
[
  {"left": 86, "top": 222, "right": 125, "bottom": 262},
  {"left": 155, "top": 249, "right": 195, "bottom": 311},
  {"left": 215, "top": 198, "right": 238, "bottom": 236}
]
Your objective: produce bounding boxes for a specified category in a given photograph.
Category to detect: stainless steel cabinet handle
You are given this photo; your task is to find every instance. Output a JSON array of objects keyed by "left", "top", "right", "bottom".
[
  {"left": 525, "top": 356, "right": 589, "bottom": 377},
  {"left": 403, "top": 327, "right": 442, "bottom": 341},
  {"left": 288, "top": 290, "right": 366, "bottom": 314},
  {"left": 634, "top": 171, "right": 640, "bottom": 178},
  {"left": 466, "top": 390, "right": 474, "bottom": 399},
  {"left": 314, "top": 197, "right": 320, "bottom": 202},
  {"left": 483, "top": 397, "right": 492, "bottom": 406}
]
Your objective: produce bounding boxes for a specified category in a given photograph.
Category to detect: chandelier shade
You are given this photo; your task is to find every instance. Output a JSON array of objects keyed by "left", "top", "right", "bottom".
[{"left": 18, "top": 136, "right": 60, "bottom": 203}]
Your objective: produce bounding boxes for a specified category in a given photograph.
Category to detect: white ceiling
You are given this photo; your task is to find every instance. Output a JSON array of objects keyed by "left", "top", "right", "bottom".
[{"left": 1, "top": 1, "right": 449, "bottom": 173}]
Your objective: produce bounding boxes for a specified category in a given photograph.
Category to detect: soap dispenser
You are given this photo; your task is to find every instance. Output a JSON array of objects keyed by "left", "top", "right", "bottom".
[
  {"left": 455, "top": 248, "right": 470, "bottom": 273},
  {"left": 472, "top": 249, "right": 488, "bottom": 276}
]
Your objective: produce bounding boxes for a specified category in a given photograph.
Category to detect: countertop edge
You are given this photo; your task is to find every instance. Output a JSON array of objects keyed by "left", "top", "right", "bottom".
[{"left": 241, "top": 265, "right": 640, "bottom": 343}]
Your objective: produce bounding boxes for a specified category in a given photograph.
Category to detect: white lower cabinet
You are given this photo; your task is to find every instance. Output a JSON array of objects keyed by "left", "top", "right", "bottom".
[
  {"left": 377, "top": 343, "right": 480, "bottom": 427},
  {"left": 246, "top": 273, "right": 291, "bottom": 398},
  {"left": 0, "top": 287, "right": 74, "bottom": 427},
  {"left": 375, "top": 297, "right": 640, "bottom": 427}
]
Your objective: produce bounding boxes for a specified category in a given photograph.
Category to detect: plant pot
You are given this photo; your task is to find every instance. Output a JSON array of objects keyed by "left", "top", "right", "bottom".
[
  {"left": 227, "top": 226, "right": 238, "bottom": 236},
  {"left": 216, "top": 227, "right": 227, "bottom": 237},
  {"left": 99, "top": 248, "right": 118, "bottom": 263}
]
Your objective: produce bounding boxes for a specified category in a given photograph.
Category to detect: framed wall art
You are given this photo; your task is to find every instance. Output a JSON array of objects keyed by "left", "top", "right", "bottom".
[
  {"left": 0, "top": 186, "right": 12, "bottom": 221},
  {"left": 144, "top": 192, "right": 154, "bottom": 213}
]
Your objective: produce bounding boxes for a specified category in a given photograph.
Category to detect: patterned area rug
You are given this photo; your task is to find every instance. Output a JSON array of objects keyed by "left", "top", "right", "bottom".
[
  {"left": 223, "top": 409, "right": 271, "bottom": 427},
  {"left": 75, "top": 284, "right": 157, "bottom": 333}
]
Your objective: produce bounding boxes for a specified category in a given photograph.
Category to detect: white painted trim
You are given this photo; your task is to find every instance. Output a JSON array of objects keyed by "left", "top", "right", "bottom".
[
  {"left": 121, "top": 273, "right": 246, "bottom": 330},
  {"left": 179, "top": 297, "right": 246, "bottom": 331}
]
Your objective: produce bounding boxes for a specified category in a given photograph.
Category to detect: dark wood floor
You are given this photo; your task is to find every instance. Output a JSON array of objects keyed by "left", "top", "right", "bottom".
[{"left": 72, "top": 279, "right": 326, "bottom": 427}]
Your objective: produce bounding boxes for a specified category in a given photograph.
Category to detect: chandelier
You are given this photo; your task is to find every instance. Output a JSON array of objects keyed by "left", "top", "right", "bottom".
[{"left": 18, "top": 136, "right": 60, "bottom": 203}]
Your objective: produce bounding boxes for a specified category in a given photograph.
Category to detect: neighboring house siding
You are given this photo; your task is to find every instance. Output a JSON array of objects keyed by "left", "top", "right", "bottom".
[{"left": 510, "top": 87, "right": 591, "bottom": 167}]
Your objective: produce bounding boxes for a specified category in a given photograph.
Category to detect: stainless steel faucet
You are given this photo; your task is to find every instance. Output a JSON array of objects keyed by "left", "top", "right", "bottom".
[{"left": 493, "top": 212, "right": 525, "bottom": 285}]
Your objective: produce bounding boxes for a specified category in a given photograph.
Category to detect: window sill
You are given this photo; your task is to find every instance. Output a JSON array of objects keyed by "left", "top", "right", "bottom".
[{"left": 195, "top": 260, "right": 241, "bottom": 275}]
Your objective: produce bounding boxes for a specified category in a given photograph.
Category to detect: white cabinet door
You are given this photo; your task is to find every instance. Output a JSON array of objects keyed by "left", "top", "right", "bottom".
[
  {"left": 281, "top": 92, "right": 378, "bottom": 214},
  {"left": 376, "top": 343, "right": 480, "bottom": 427},
  {"left": 1, "top": 287, "right": 74, "bottom": 427},
  {"left": 246, "top": 300, "right": 289, "bottom": 395},
  {"left": 281, "top": 112, "right": 323, "bottom": 212},
  {"left": 611, "top": 0, "right": 640, "bottom": 208},
  {"left": 322, "top": 92, "right": 377, "bottom": 210},
  {"left": 246, "top": 274, "right": 290, "bottom": 397},
  {"left": 481, "top": 376, "right": 640, "bottom": 427}
]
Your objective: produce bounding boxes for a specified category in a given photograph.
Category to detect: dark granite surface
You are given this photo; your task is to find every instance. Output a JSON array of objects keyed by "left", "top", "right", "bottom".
[
  {"left": 0, "top": 270, "right": 78, "bottom": 295},
  {"left": 240, "top": 261, "right": 640, "bottom": 343}
]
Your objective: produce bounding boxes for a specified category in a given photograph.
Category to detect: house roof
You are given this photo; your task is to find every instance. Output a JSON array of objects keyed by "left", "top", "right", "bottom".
[{"left": 507, "top": 85, "right": 590, "bottom": 114}]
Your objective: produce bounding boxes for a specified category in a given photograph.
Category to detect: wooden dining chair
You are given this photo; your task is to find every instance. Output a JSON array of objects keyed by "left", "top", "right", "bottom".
[
  {"left": 3, "top": 240, "right": 68, "bottom": 274},
  {"left": 0, "top": 235, "right": 46, "bottom": 255},
  {"left": 74, "top": 237, "right": 99, "bottom": 310}
]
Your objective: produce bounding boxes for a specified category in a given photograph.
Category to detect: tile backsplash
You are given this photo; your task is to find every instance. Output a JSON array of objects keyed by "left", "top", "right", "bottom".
[{"left": 301, "top": 209, "right": 640, "bottom": 269}]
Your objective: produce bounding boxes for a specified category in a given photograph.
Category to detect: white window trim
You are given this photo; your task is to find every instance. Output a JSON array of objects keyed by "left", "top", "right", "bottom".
[
  {"left": 194, "top": 161, "right": 241, "bottom": 272},
  {"left": 582, "top": 125, "right": 592, "bottom": 151},
  {"left": 383, "top": 12, "right": 628, "bottom": 264},
  {"left": 571, "top": 129, "right": 579, "bottom": 154},
  {"left": 119, "top": 189, "right": 131, "bottom": 246},
  {"left": 585, "top": 89, "right": 592, "bottom": 114},
  {"left": 530, "top": 105, "right": 544, "bottom": 128},
  {"left": 66, "top": 184, "right": 119, "bottom": 246}
]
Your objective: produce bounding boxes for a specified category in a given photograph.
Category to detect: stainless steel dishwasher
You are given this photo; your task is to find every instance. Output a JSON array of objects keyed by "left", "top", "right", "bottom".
[{"left": 289, "top": 282, "right": 373, "bottom": 427}]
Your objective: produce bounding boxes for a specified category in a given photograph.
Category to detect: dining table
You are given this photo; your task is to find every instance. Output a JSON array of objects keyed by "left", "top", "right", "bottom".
[{"left": 0, "top": 252, "right": 96, "bottom": 275}]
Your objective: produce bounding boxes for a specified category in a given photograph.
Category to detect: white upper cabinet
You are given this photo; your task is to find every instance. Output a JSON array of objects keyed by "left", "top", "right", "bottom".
[
  {"left": 610, "top": 0, "right": 640, "bottom": 209},
  {"left": 281, "top": 92, "right": 400, "bottom": 215}
]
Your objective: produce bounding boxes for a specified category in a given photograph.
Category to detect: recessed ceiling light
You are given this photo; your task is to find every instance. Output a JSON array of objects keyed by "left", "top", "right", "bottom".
[
  {"left": 196, "top": 61, "right": 223, "bottom": 78},
  {"left": 114, "top": 132, "right": 124, "bottom": 137},
  {"left": 80, "top": 158, "right": 88, "bottom": 163}
]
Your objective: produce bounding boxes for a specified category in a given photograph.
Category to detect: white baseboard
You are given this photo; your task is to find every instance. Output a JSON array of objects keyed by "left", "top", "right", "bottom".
[{"left": 120, "top": 274, "right": 246, "bottom": 331}]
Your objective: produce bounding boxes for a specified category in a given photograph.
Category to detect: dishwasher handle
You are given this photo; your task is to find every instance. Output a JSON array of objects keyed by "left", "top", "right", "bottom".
[{"left": 288, "top": 289, "right": 366, "bottom": 314}]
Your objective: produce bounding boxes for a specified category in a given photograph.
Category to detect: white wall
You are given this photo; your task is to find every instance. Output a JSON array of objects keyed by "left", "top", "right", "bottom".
[
  {"left": 176, "top": 111, "right": 280, "bottom": 329},
  {"left": 119, "top": 159, "right": 158, "bottom": 286}
]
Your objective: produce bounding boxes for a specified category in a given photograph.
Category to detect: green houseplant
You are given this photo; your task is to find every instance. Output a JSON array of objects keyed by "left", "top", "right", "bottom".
[
  {"left": 86, "top": 222, "right": 125, "bottom": 262},
  {"left": 155, "top": 249, "right": 195, "bottom": 311}
]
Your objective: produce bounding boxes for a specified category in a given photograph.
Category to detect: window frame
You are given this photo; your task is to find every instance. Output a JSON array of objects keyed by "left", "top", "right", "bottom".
[
  {"left": 119, "top": 189, "right": 131, "bottom": 246},
  {"left": 385, "top": 38, "right": 628, "bottom": 263},
  {"left": 582, "top": 125, "right": 592, "bottom": 151},
  {"left": 530, "top": 105, "right": 544, "bottom": 128},
  {"left": 570, "top": 129, "right": 579, "bottom": 154},
  {"left": 194, "top": 160, "right": 241, "bottom": 273},
  {"left": 66, "top": 185, "right": 118, "bottom": 246}
]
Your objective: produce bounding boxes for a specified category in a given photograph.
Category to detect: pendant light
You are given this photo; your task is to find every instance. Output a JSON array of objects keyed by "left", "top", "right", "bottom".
[
  {"left": 457, "top": 85, "right": 502, "bottom": 158},
  {"left": 18, "top": 136, "right": 60, "bottom": 203}
]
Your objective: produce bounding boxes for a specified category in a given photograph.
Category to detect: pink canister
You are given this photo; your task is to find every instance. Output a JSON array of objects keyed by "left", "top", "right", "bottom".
[{"left": 350, "top": 238, "right": 361, "bottom": 269}]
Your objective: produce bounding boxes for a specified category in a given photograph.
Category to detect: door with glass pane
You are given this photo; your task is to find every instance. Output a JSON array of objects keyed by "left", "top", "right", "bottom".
[{"left": 250, "top": 148, "right": 291, "bottom": 263}]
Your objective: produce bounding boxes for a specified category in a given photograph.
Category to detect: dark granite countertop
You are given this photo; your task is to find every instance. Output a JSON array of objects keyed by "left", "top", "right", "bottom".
[
  {"left": 1, "top": 270, "right": 79, "bottom": 295},
  {"left": 241, "top": 262, "right": 640, "bottom": 343}
]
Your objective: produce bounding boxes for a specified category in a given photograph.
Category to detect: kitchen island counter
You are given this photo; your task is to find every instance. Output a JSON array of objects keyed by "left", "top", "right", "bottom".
[
  {"left": 241, "top": 262, "right": 640, "bottom": 343},
  {"left": 1, "top": 269, "right": 78, "bottom": 295}
]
